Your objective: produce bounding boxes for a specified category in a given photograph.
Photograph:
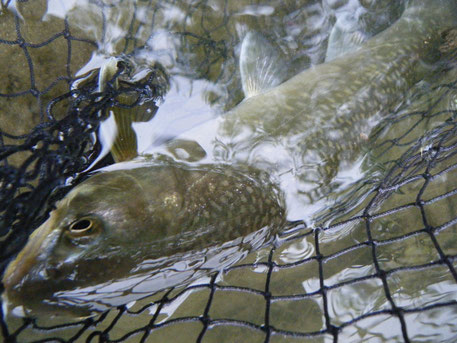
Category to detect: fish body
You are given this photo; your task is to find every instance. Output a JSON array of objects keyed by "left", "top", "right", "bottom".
[
  {"left": 2, "top": 0, "right": 456, "bottom": 316},
  {"left": 165, "top": 0, "right": 457, "bottom": 217}
]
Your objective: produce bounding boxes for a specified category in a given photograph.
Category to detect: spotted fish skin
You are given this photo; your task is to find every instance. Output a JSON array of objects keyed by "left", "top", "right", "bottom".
[
  {"left": 2, "top": 0, "right": 456, "bottom": 316},
  {"left": 171, "top": 0, "right": 457, "bottom": 214},
  {"left": 2, "top": 160, "right": 285, "bottom": 312},
  {"left": 223, "top": 1, "right": 456, "bottom": 158}
]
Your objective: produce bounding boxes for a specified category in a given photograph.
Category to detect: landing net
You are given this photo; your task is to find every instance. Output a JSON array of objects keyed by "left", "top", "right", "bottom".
[{"left": 0, "top": 1, "right": 456, "bottom": 342}]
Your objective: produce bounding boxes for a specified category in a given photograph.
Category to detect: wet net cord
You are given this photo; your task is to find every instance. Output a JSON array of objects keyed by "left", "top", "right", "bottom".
[
  {"left": 0, "top": 14, "right": 92, "bottom": 259},
  {"left": 1, "top": 0, "right": 457, "bottom": 342}
]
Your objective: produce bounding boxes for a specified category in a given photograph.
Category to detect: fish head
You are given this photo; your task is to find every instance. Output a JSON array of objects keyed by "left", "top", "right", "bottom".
[
  {"left": 2, "top": 162, "right": 285, "bottom": 316},
  {"left": 1, "top": 166, "right": 187, "bottom": 314}
]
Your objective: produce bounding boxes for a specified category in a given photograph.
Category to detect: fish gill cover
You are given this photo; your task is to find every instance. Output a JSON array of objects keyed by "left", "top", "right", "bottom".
[{"left": 0, "top": 0, "right": 456, "bottom": 342}]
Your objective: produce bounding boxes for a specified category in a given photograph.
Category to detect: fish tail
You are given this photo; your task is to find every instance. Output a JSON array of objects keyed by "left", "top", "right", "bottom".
[{"left": 97, "top": 58, "right": 168, "bottom": 163}]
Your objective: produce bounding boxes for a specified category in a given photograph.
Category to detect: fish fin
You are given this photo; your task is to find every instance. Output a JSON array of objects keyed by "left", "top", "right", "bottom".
[
  {"left": 97, "top": 57, "right": 159, "bottom": 163},
  {"left": 110, "top": 109, "right": 138, "bottom": 163},
  {"left": 98, "top": 57, "right": 119, "bottom": 92},
  {"left": 110, "top": 100, "right": 158, "bottom": 163},
  {"left": 325, "top": 20, "right": 367, "bottom": 62},
  {"left": 239, "top": 32, "right": 288, "bottom": 98}
]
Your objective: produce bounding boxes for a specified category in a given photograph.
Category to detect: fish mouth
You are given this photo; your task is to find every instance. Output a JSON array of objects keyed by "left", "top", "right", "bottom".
[
  {"left": 2, "top": 286, "right": 94, "bottom": 319},
  {"left": 2, "top": 217, "right": 59, "bottom": 294},
  {"left": 1, "top": 217, "right": 70, "bottom": 318}
]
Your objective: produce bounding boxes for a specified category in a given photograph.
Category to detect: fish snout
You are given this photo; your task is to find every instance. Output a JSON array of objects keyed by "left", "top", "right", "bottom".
[{"left": 2, "top": 220, "right": 60, "bottom": 293}]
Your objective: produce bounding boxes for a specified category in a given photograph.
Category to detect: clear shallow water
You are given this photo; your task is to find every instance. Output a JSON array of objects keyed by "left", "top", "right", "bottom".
[{"left": 1, "top": 0, "right": 457, "bottom": 342}]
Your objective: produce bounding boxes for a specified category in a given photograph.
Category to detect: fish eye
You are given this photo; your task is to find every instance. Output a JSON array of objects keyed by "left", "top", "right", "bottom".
[
  {"left": 67, "top": 217, "right": 101, "bottom": 238},
  {"left": 70, "top": 219, "right": 93, "bottom": 232}
]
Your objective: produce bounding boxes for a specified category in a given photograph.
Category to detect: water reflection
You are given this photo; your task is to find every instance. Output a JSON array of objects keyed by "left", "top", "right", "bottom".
[
  {"left": 22, "top": 226, "right": 272, "bottom": 317},
  {"left": 1, "top": 2, "right": 457, "bottom": 342}
]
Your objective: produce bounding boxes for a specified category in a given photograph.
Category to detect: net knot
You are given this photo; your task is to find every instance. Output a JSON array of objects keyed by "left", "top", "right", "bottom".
[
  {"left": 422, "top": 172, "right": 431, "bottom": 179},
  {"left": 199, "top": 316, "right": 210, "bottom": 326},
  {"left": 30, "top": 88, "right": 39, "bottom": 97},
  {"left": 377, "top": 269, "right": 387, "bottom": 279},
  {"left": 16, "top": 37, "right": 25, "bottom": 47},
  {"left": 423, "top": 225, "right": 435, "bottom": 233}
]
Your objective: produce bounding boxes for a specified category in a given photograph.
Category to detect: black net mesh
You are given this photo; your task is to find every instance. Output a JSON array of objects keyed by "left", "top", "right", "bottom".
[{"left": 1, "top": 0, "right": 457, "bottom": 342}]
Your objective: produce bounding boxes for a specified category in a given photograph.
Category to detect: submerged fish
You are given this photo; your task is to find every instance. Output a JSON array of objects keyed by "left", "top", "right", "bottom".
[{"left": 2, "top": 0, "right": 456, "bottom": 316}]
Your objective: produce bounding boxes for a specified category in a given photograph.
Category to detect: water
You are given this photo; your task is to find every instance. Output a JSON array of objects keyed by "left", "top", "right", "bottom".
[{"left": 1, "top": 0, "right": 457, "bottom": 342}]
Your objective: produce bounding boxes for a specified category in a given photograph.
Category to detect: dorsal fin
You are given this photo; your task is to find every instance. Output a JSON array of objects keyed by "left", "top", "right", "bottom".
[
  {"left": 325, "top": 22, "right": 367, "bottom": 62},
  {"left": 239, "top": 32, "right": 288, "bottom": 98}
]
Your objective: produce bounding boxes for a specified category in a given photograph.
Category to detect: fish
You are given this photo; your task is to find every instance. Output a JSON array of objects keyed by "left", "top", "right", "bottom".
[
  {"left": 2, "top": 0, "right": 456, "bottom": 316},
  {"left": 325, "top": 0, "right": 406, "bottom": 62}
]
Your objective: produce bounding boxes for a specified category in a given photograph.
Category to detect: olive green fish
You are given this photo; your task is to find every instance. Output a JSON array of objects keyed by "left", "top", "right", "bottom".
[{"left": 2, "top": 0, "right": 456, "bottom": 316}]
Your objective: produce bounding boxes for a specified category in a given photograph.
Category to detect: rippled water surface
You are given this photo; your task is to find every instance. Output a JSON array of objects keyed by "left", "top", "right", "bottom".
[{"left": 1, "top": 0, "right": 457, "bottom": 342}]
